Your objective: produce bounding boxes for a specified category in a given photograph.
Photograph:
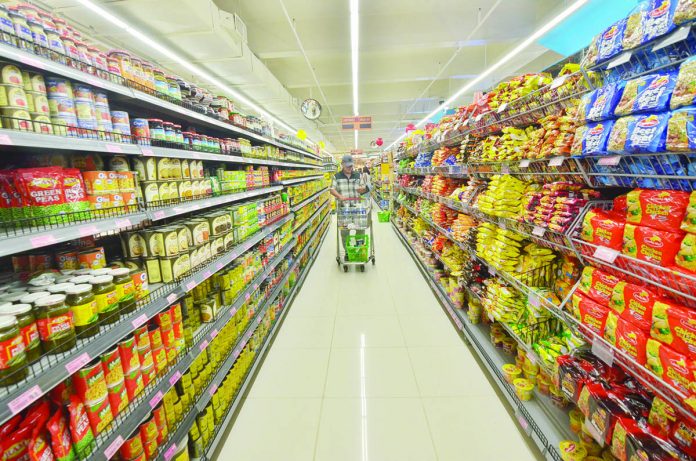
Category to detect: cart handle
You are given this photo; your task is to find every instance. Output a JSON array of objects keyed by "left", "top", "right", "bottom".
[{"left": 338, "top": 197, "right": 363, "bottom": 202}]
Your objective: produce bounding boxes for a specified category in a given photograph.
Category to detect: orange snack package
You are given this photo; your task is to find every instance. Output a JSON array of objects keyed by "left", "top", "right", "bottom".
[
  {"left": 626, "top": 189, "right": 690, "bottom": 233},
  {"left": 622, "top": 224, "right": 684, "bottom": 266},
  {"left": 610, "top": 281, "right": 658, "bottom": 332},
  {"left": 651, "top": 299, "right": 696, "bottom": 357},
  {"left": 579, "top": 266, "right": 621, "bottom": 307}
]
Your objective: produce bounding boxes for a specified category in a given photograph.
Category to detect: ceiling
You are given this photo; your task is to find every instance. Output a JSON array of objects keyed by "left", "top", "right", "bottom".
[{"left": 36, "top": 0, "right": 578, "bottom": 154}]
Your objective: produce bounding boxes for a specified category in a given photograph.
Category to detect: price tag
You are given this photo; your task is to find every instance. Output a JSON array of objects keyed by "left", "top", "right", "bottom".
[
  {"left": 550, "top": 75, "right": 568, "bottom": 90},
  {"left": 169, "top": 371, "right": 182, "bottom": 386},
  {"left": 167, "top": 293, "right": 178, "bottom": 304},
  {"left": 598, "top": 155, "right": 621, "bottom": 166},
  {"left": 114, "top": 218, "right": 132, "bottom": 228},
  {"left": 497, "top": 102, "right": 508, "bottom": 114},
  {"left": 532, "top": 226, "right": 546, "bottom": 237},
  {"left": 528, "top": 292, "right": 540, "bottom": 308},
  {"left": 245, "top": 293, "right": 251, "bottom": 301},
  {"left": 199, "top": 340, "right": 209, "bottom": 351},
  {"left": 501, "top": 163, "right": 510, "bottom": 174},
  {"left": 593, "top": 246, "right": 619, "bottom": 264},
  {"left": 209, "top": 384, "right": 218, "bottom": 396},
  {"left": 78, "top": 225, "right": 99, "bottom": 237},
  {"left": 19, "top": 55, "right": 45, "bottom": 69},
  {"left": 141, "top": 147, "right": 154, "bottom": 156},
  {"left": 499, "top": 220, "right": 507, "bottom": 230},
  {"left": 186, "top": 281, "right": 197, "bottom": 291},
  {"left": 516, "top": 410, "right": 532, "bottom": 436},
  {"left": 204, "top": 270, "right": 212, "bottom": 279},
  {"left": 149, "top": 391, "right": 164, "bottom": 409},
  {"left": 153, "top": 210, "right": 165, "bottom": 220},
  {"left": 104, "top": 436, "right": 125, "bottom": 459},
  {"left": 164, "top": 444, "right": 177, "bottom": 461},
  {"left": 216, "top": 262, "right": 224, "bottom": 270},
  {"left": 9, "top": 385, "right": 42, "bottom": 415},
  {"left": 65, "top": 353, "right": 91, "bottom": 374},
  {"left": 254, "top": 283, "right": 259, "bottom": 290},
  {"left": 211, "top": 329, "right": 219, "bottom": 339},
  {"left": 584, "top": 419, "right": 605, "bottom": 446},
  {"left": 488, "top": 312, "right": 495, "bottom": 323},
  {"left": 0, "top": 134, "right": 13, "bottom": 145},
  {"left": 489, "top": 266, "right": 497, "bottom": 277},
  {"left": 548, "top": 156, "right": 564, "bottom": 167},
  {"left": 31, "top": 234, "right": 57, "bottom": 248},
  {"left": 519, "top": 159, "right": 530, "bottom": 168},
  {"left": 230, "top": 306, "right": 238, "bottom": 317},
  {"left": 105, "top": 143, "right": 123, "bottom": 154},
  {"left": 231, "top": 252, "right": 238, "bottom": 259},
  {"left": 592, "top": 339, "right": 614, "bottom": 366},
  {"left": 131, "top": 314, "right": 148, "bottom": 328}
]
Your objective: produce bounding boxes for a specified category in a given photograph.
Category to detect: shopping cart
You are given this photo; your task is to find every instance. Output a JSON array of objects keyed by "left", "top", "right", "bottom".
[{"left": 336, "top": 197, "right": 375, "bottom": 272}]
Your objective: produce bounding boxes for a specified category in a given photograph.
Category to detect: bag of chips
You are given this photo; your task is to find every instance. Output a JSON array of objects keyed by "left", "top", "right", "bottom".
[
  {"left": 681, "top": 191, "right": 696, "bottom": 233},
  {"left": 667, "top": 107, "right": 696, "bottom": 151},
  {"left": 597, "top": 19, "right": 628, "bottom": 63},
  {"left": 645, "top": 339, "right": 695, "bottom": 394},
  {"left": 622, "top": 223, "right": 684, "bottom": 265},
  {"left": 582, "top": 121, "right": 616, "bottom": 155},
  {"left": 651, "top": 299, "right": 696, "bottom": 357},
  {"left": 671, "top": 419, "right": 696, "bottom": 458},
  {"left": 626, "top": 112, "right": 671, "bottom": 153},
  {"left": 581, "top": 208, "right": 626, "bottom": 250},
  {"left": 572, "top": 292, "right": 611, "bottom": 336},
  {"left": 671, "top": 57, "right": 696, "bottom": 109},
  {"left": 675, "top": 0, "right": 696, "bottom": 24},
  {"left": 586, "top": 82, "right": 626, "bottom": 122},
  {"left": 605, "top": 310, "right": 620, "bottom": 345},
  {"left": 626, "top": 189, "right": 690, "bottom": 232},
  {"left": 607, "top": 116, "right": 634, "bottom": 153},
  {"left": 642, "top": 0, "right": 679, "bottom": 44},
  {"left": 623, "top": 1, "right": 650, "bottom": 50},
  {"left": 648, "top": 396, "right": 677, "bottom": 438},
  {"left": 676, "top": 232, "right": 696, "bottom": 272},
  {"left": 616, "top": 317, "right": 648, "bottom": 364},
  {"left": 579, "top": 266, "right": 622, "bottom": 306},
  {"left": 611, "top": 281, "right": 658, "bottom": 331},
  {"left": 615, "top": 72, "right": 678, "bottom": 117}
]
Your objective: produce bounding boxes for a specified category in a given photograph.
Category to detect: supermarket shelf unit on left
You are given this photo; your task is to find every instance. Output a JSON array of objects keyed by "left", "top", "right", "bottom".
[{"left": 0, "top": 4, "right": 333, "bottom": 461}]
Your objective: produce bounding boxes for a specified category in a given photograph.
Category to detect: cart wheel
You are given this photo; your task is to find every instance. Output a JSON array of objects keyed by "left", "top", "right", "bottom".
[
  {"left": 336, "top": 257, "right": 341, "bottom": 266},
  {"left": 343, "top": 265, "right": 349, "bottom": 272},
  {"left": 359, "top": 265, "right": 365, "bottom": 272},
  {"left": 372, "top": 257, "right": 376, "bottom": 265}
]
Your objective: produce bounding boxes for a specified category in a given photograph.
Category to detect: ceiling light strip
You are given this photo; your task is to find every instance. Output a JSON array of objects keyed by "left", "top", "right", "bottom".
[
  {"left": 385, "top": 0, "right": 589, "bottom": 150},
  {"left": 350, "top": 0, "right": 360, "bottom": 118},
  {"left": 76, "top": 0, "right": 311, "bottom": 141}
]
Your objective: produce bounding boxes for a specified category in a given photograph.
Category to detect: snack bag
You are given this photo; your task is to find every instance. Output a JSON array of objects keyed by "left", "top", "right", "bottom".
[
  {"left": 615, "top": 317, "right": 648, "bottom": 364},
  {"left": 615, "top": 195, "right": 628, "bottom": 213},
  {"left": 622, "top": 223, "right": 684, "bottom": 265},
  {"left": 606, "top": 116, "right": 634, "bottom": 153},
  {"left": 604, "top": 310, "right": 620, "bottom": 345},
  {"left": 675, "top": 0, "right": 696, "bottom": 24},
  {"left": 671, "top": 57, "right": 696, "bottom": 109},
  {"left": 13, "top": 167, "right": 67, "bottom": 223},
  {"left": 572, "top": 292, "right": 610, "bottom": 335},
  {"left": 651, "top": 299, "right": 696, "bottom": 356},
  {"left": 579, "top": 266, "right": 622, "bottom": 306},
  {"left": 648, "top": 396, "right": 677, "bottom": 438},
  {"left": 626, "top": 189, "right": 690, "bottom": 232},
  {"left": 582, "top": 121, "right": 616, "bottom": 156},
  {"left": 597, "top": 19, "right": 627, "bottom": 63},
  {"left": 62, "top": 169, "right": 90, "bottom": 215},
  {"left": 586, "top": 82, "right": 626, "bottom": 122},
  {"left": 615, "top": 72, "right": 678, "bottom": 117},
  {"left": 581, "top": 208, "right": 626, "bottom": 250},
  {"left": 645, "top": 339, "right": 695, "bottom": 394},
  {"left": 681, "top": 191, "right": 696, "bottom": 233},
  {"left": 28, "top": 426, "right": 55, "bottom": 461},
  {"left": 666, "top": 107, "right": 696, "bottom": 152},
  {"left": 610, "top": 281, "right": 658, "bottom": 331},
  {"left": 676, "top": 233, "right": 696, "bottom": 272},
  {"left": 67, "top": 396, "right": 95, "bottom": 460},
  {"left": 672, "top": 418, "right": 696, "bottom": 458},
  {"left": 46, "top": 412, "right": 75, "bottom": 461},
  {"left": 642, "top": 0, "right": 678, "bottom": 44},
  {"left": 623, "top": 1, "right": 650, "bottom": 49},
  {"left": 625, "top": 112, "right": 671, "bottom": 153}
]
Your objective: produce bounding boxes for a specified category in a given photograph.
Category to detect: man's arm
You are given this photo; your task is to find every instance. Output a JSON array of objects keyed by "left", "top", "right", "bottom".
[
  {"left": 330, "top": 175, "right": 344, "bottom": 201},
  {"left": 357, "top": 175, "right": 368, "bottom": 194}
]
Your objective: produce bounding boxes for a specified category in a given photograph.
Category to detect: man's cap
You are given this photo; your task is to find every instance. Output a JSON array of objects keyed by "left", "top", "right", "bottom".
[{"left": 341, "top": 154, "right": 354, "bottom": 167}]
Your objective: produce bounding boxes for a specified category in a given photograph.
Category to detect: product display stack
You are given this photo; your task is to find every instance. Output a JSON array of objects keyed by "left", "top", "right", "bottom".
[
  {"left": 0, "top": 2, "right": 332, "bottom": 461},
  {"left": 391, "top": 2, "right": 696, "bottom": 460}
]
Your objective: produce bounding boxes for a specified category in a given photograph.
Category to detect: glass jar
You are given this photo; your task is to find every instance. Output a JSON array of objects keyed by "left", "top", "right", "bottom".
[
  {"left": 61, "top": 34, "right": 80, "bottom": 67},
  {"left": 0, "top": 304, "right": 38, "bottom": 363},
  {"left": 0, "top": 315, "right": 27, "bottom": 384},
  {"left": 27, "top": 19, "right": 49, "bottom": 57},
  {"left": 110, "top": 268, "right": 136, "bottom": 314},
  {"left": 20, "top": 291, "right": 50, "bottom": 306},
  {"left": 166, "top": 76, "right": 182, "bottom": 100},
  {"left": 173, "top": 124, "right": 184, "bottom": 145},
  {"left": 45, "top": 27, "right": 66, "bottom": 64},
  {"left": 34, "top": 294, "right": 76, "bottom": 354},
  {"left": 69, "top": 275, "right": 92, "bottom": 285},
  {"left": 9, "top": 11, "right": 33, "bottom": 51},
  {"left": 90, "top": 275, "right": 119, "bottom": 324},
  {"left": 0, "top": 5, "right": 17, "bottom": 46},
  {"left": 86, "top": 46, "right": 103, "bottom": 71},
  {"left": 108, "top": 50, "right": 133, "bottom": 81},
  {"left": 65, "top": 284, "right": 98, "bottom": 337},
  {"left": 131, "top": 57, "right": 145, "bottom": 87},
  {"left": 47, "top": 283, "right": 75, "bottom": 295},
  {"left": 164, "top": 122, "right": 176, "bottom": 143},
  {"left": 153, "top": 68, "right": 168, "bottom": 95},
  {"left": 53, "top": 17, "right": 68, "bottom": 36},
  {"left": 141, "top": 62, "right": 155, "bottom": 91},
  {"left": 192, "top": 134, "right": 202, "bottom": 151},
  {"left": 148, "top": 119, "right": 165, "bottom": 141}
]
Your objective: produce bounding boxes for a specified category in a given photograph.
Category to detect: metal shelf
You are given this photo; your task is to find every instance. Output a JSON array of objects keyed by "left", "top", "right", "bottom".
[
  {"left": 147, "top": 186, "right": 283, "bottom": 222},
  {"left": 140, "top": 145, "right": 320, "bottom": 169},
  {"left": 394, "top": 198, "right": 471, "bottom": 254},
  {"left": 0, "top": 41, "right": 319, "bottom": 160},
  {"left": 279, "top": 175, "right": 326, "bottom": 186},
  {"left": 94, "top": 238, "right": 298, "bottom": 460},
  {"left": 0, "top": 213, "right": 293, "bottom": 426},
  {"left": 290, "top": 187, "right": 330, "bottom": 212},
  {"left": 0, "top": 129, "right": 141, "bottom": 155},
  {"left": 397, "top": 166, "right": 469, "bottom": 178},
  {"left": 293, "top": 201, "right": 329, "bottom": 235},
  {"left": 391, "top": 222, "right": 570, "bottom": 461}
]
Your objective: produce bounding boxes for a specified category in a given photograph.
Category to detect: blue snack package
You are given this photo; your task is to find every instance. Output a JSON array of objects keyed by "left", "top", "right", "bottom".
[
  {"left": 586, "top": 82, "right": 626, "bottom": 122},
  {"left": 582, "top": 120, "right": 616, "bottom": 155},
  {"left": 667, "top": 107, "right": 696, "bottom": 151},
  {"left": 670, "top": 57, "right": 696, "bottom": 109},
  {"left": 614, "top": 71, "right": 678, "bottom": 116},
  {"left": 642, "top": 0, "right": 678, "bottom": 44},
  {"left": 607, "top": 116, "right": 635, "bottom": 153},
  {"left": 597, "top": 19, "right": 627, "bottom": 63},
  {"left": 626, "top": 112, "right": 671, "bottom": 153},
  {"left": 623, "top": 1, "right": 650, "bottom": 50}
]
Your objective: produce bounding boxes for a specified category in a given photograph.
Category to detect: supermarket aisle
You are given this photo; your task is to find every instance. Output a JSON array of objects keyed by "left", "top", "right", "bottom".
[{"left": 218, "top": 211, "right": 540, "bottom": 461}]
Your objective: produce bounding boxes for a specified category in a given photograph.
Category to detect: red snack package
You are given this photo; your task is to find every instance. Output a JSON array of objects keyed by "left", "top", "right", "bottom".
[
  {"left": 2, "top": 425, "right": 31, "bottom": 461},
  {"left": 614, "top": 194, "right": 628, "bottom": 213},
  {"left": 622, "top": 223, "right": 684, "bottom": 266},
  {"left": 28, "top": 426, "right": 55, "bottom": 461},
  {"left": 572, "top": 292, "right": 610, "bottom": 336},
  {"left": 646, "top": 338, "right": 695, "bottom": 395},
  {"left": 0, "top": 414, "right": 21, "bottom": 439},
  {"left": 651, "top": 299, "right": 696, "bottom": 357},
  {"left": 67, "top": 396, "right": 95, "bottom": 461},
  {"left": 672, "top": 418, "right": 696, "bottom": 458},
  {"left": 581, "top": 208, "right": 626, "bottom": 250},
  {"left": 615, "top": 317, "right": 648, "bottom": 364},
  {"left": 610, "top": 281, "right": 658, "bottom": 331},
  {"left": 626, "top": 189, "right": 690, "bottom": 233},
  {"left": 61, "top": 169, "right": 88, "bottom": 214},
  {"left": 13, "top": 167, "right": 67, "bottom": 219},
  {"left": 22, "top": 400, "right": 50, "bottom": 429},
  {"left": 648, "top": 396, "right": 678, "bottom": 438},
  {"left": 579, "top": 266, "right": 621, "bottom": 306},
  {"left": 46, "top": 411, "right": 76, "bottom": 461}
]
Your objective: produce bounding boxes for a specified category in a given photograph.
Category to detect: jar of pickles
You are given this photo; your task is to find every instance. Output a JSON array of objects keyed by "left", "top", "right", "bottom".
[
  {"left": 65, "top": 284, "right": 98, "bottom": 337},
  {"left": 148, "top": 119, "right": 165, "bottom": 141},
  {"left": 111, "top": 268, "right": 136, "bottom": 314},
  {"left": 90, "top": 275, "right": 119, "bottom": 324},
  {"left": 34, "top": 294, "right": 76, "bottom": 354},
  {"left": 0, "top": 303, "right": 38, "bottom": 362},
  {"left": 0, "top": 316, "right": 27, "bottom": 384}
]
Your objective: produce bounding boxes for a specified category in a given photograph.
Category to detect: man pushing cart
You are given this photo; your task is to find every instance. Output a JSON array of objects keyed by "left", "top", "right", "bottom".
[{"left": 330, "top": 154, "right": 376, "bottom": 272}]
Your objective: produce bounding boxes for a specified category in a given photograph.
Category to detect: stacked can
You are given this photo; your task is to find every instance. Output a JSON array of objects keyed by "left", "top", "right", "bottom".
[
  {"left": 119, "top": 335, "right": 145, "bottom": 401},
  {"left": 0, "top": 62, "right": 33, "bottom": 132},
  {"left": 100, "top": 344, "right": 129, "bottom": 417},
  {"left": 72, "top": 83, "right": 99, "bottom": 138},
  {"left": 131, "top": 117, "right": 150, "bottom": 145},
  {"left": 155, "top": 305, "right": 179, "bottom": 366},
  {"left": 93, "top": 89, "right": 113, "bottom": 134},
  {"left": 72, "top": 358, "right": 115, "bottom": 435},
  {"left": 20, "top": 69, "right": 50, "bottom": 134},
  {"left": 110, "top": 110, "right": 131, "bottom": 142},
  {"left": 46, "top": 76, "right": 78, "bottom": 136},
  {"left": 136, "top": 322, "right": 156, "bottom": 386},
  {"left": 149, "top": 322, "right": 166, "bottom": 375}
]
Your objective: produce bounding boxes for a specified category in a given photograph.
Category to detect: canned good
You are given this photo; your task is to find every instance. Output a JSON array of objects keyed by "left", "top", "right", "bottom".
[
  {"left": 148, "top": 324, "right": 163, "bottom": 349},
  {"left": 131, "top": 118, "right": 149, "bottom": 141},
  {"left": 138, "top": 347, "right": 153, "bottom": 371},
  {"left": 73, "top": 83, "right": 94, "bottom": 102},
  {"left": 55, "top": 251, "right": 78, "bottom": 271},
  {"left": 119, "top": 429, "right": 144, "bottom": 461},
  {"left": 100, "top": 345, "right": 124, "bottom": 387},
  {"left": 23, "top": 72, "right": 46, "bottom": 93},
  {"left": 152, "top": 403, "right": 168, "bottom": 444},
  {"left": 85, "top": 394, "right": 114, "bottom": 435},
  {"left": 29, "top": 254, "right": 51, "bottom": 271},
  {"left": 141, "top": 363, "right": 156, "bottom": 386},
  {"left": 151, "top": 345, "right": 167, "bottom": 374},
  {"left": 26, "top": 91, "right": 48, "bottom": 114},
  {"left": 118, "top": 336, "right": 140, "bottom": 374},
  {"left": 123, "top": 231, "right": 147, "bottom": 258},
  {"left": 31, "top": 114, "right": 52, "bottom": 135},
  {"left": 131, "top": 270, "right": 149, "bottom": 300},
  {"left": 48, "top": 96, "right": 76, "bottom": 116},
  {"left": 46, "top": 76, "right": 73, "bottom": 98},
  {"left": 141, "top": 181, "right": 159, "bottom": 204},
  {"left": 0, "top": 63, "right": 23, "bottom": 86},
  {"left": 118, "top": 171, "right": 135, "bottom": 191},
  {"left": 0, "top": 84, "right": 28, "bottom": 108},
  {"left": 72, "top": 359, "right": 108, "bottom": 405},
  {"left": 106, "top": 378, "right": 129, "bottom": 416},
  {"left": 110, "top": 110, "right": 129, "bottom": 125},
  {"left": 2, "top": 108, "right": 32, "bottom": 131},
  {"left": 145, "top": 257, "right": 162, "bottom": 284},
  {"left": 124, "top": 367, "right": 144, "bottom": 400},
  {"left": 77, "top": 247, "right": 106, "bottom": 270}
]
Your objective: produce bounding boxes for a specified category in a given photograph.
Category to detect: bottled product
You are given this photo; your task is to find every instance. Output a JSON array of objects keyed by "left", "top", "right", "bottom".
[
  {"left": 90, "top": 275, "right": 119, "bottom": 324},
  {"left": 35, "top": 294, "right": 76, "bottom": 354},
  {"left": 0, "top": 303, "right": 40, "bottom": 362},
  {"left": 0, "top": 315, "right": 27, "bottom": 384},
  {"left": 65, "top": 284, "right": 98, "bottom": 337}
]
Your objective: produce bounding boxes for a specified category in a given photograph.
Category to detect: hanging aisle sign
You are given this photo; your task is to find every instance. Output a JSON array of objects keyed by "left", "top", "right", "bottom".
[{"left": 342, "top": 116, "right": 372, "bottom": 130}]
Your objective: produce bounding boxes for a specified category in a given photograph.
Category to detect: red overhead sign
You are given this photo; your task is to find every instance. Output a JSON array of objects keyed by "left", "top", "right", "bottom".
[
  {"left": 342, "top": 116, "right": 372, "bottom": 130},
  {"left": 350, "top": 149, "right": 364, "bottom": 155}
]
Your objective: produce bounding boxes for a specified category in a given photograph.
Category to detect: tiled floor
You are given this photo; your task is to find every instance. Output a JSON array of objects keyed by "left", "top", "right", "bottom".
[{"left": 218, "top": 212, "right": 541, "bottom": 461}]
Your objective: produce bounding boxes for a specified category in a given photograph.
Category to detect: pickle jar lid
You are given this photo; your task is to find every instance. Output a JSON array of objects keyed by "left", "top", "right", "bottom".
[
  {"left": 20, "top": 291, "right": 50, "bottom": 305},
  {"left": 0, "top": 292, "right": 28, "bottom": 302},
  {"left": 90, "top": 275, "right": 114, "bottom": 284},
  {"left": 34, "top": 294, "right": 66, "bottom": 307},
  {"left": 69, "top": 275, "right": 92, "bottom": 284},
  {"left": 7, "top": 287, "right": 28, "bottom": 293},
  {"left": 27, "top": 285, "right": 51, "bottom": 293},
  {"left": 47, "top": 283, "right": 75, "bottom": 294},
  {"left": 0, "top": 315, "right": 18, "bottom": 329},
  {"left": 110, "top": 268, "right": 130, "bottom": 277},
  {"left": 65, "top": 284, "right": 92, "bottom": 295},
  {"left": 0, "top": 303, "right": 31, "bottom": 315},
  {"left": 90, "top": 268, "right": 112, "bottom": 276}
]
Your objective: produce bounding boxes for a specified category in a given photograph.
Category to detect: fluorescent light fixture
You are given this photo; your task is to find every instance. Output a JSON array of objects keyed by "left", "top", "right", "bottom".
[
  {"left": 76, "top": 0, "right": 314, "bottom": 141},
  {"left": 385, "top": 0, "right": 589, "bottom": 151},
  {"left": 350, "top": 0, "right": 359, "bottom": 116}
]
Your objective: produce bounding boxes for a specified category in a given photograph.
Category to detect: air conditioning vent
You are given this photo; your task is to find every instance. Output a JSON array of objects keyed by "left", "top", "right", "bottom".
[{"left": 234, "top": 13, "right": 248, "bottom": 43}]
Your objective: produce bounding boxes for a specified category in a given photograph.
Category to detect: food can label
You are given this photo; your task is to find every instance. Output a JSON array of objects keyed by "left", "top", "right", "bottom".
[
  {"left": 96, "top": 290, "right": 119, "bottom": 313},
  {"left": 0, "top": 334, "right": 26, "bottom": 369},
  {"left": 20, "top": 322, "right": 39, "bottom": 349},
  {"left": 72, "top": 300, "right": 98, "bottom": 327},
  {"left": 37, "top": 314, "right": 73, "bottom": 341}
]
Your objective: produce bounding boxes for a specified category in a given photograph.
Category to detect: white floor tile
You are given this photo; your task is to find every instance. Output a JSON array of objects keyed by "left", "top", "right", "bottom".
[
  {"left": 247, "top": 348, "right": 330, "bottom": 398},
  {"left": 272, "top": 316, "right": 336, "bottom": 349},
  {"left": 332, "top": 315, "right": 405, "bottom": 348},
  {"left": 398, "top": 314, "right": 465, "bottom": 347}
]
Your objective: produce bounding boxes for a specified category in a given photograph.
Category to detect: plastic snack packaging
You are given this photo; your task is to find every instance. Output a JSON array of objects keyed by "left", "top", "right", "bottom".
[
  {"left": 675, "top": 0, "right": 696, "bottom": 24},
  {"left": 572, "top": 292, "right": 610, "bottom": 336},
  {"left": 46, "top": 411, "right": 76, "bottom": 461},
  {"left": 579, "top": 266, "right": 622, "bottom": 306},
  {"left": 67, "top": 395, "right": 95, "bottom": 460},
  {"left": 610, "top": 281, "right": 658, "bottom": 331},
  {"left": 623, "top": 1, "right": 650, "bottom": 50},
  {"left": 625, "top": 112, "right": 671, "bottom": 153},
  {"left": 28, "top": 426, "right": 54, "bottom": 461},
  {"left": 615, "top": 317, "right": 648, "bottom": 364},
  {"left": 626, "top": 189, "right": 690, "bottom": 233},
  {"left": 604, "top": 310, "right": 619, "bottom": 345},
  {"left": 667, "top": 107, "right": 696, "bottom": 151},
  {"left": 606, "top": 116, "right": 634, "bottom": 153},
  {"left": 581, "top": 208, "right": 626, "bottom": 250},
  {"left": 671, "top": 418, "right": 696, "bottom": 458},
  {"left": 646, "top": 338, "right": 695, "bottom": 394},
  {"left": 586, "top": 82, "right": 626, "bottom": 122},
  {"left": 670, "top": 57, "right": 696, "bottom": 109},
  {"left": 642, "top": 0, "right": 678, "bottom": 44},
  {"left": 651, "top": 299, "right": 696, "bottom": 356},
  {"left": 615, "top": 72, "right": 678, "bottom": 117},
  {"left": 647, "top": 396, "right": 677, "bottom": 438},
  {"left": 676, "top": 233, "right": 696, "bottom": 272},
  {"left": 622, "top": 223, "right": 684, "bottom": 265},
  {"left": 681, "top": 192, "right": 696, "bottom": 233},
  {"left": 596, "top": 19, "right": 628, "bottom": 63},
  {"left": 582, "top": 121, "right": 616, "bottom": 156}
]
